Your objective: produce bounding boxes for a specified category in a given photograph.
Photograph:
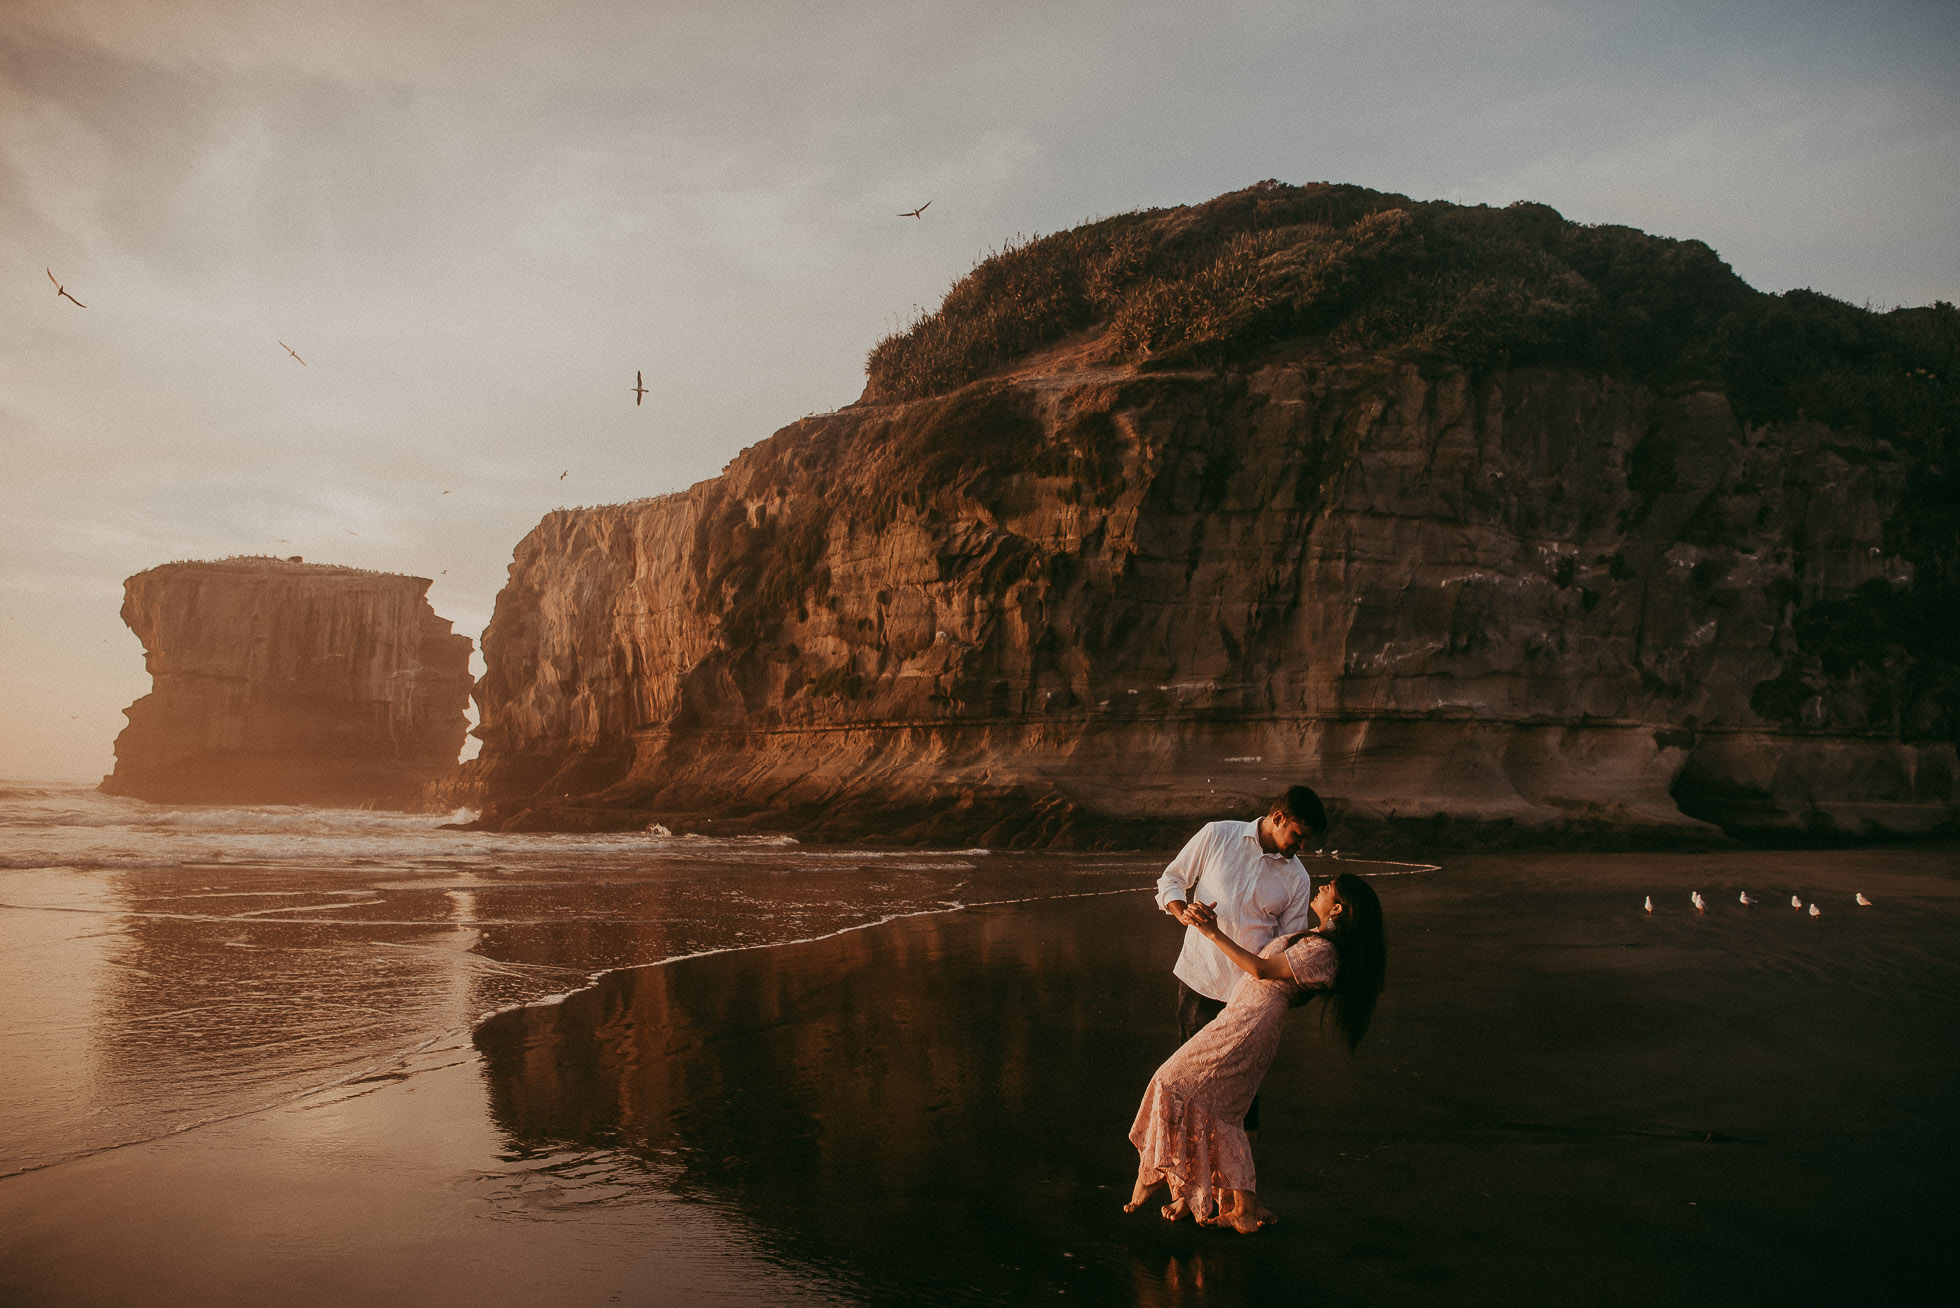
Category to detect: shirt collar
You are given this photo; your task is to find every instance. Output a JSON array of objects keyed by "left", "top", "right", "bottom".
[{"left": 1241, "top": 818, "right": 1286, "bottom": 859}]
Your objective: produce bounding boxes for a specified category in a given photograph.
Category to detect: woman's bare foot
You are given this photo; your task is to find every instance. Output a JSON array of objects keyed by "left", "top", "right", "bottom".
[
  {"left": 1159, "top": 1196, "right": 1191, "bottom": 1222},
  {"left": 1125, "top": 1175, "right": 1163, "bottom": 1213},
  {"left": 1256, "top": 1202, "right": 1279, "bottom": 1228}
]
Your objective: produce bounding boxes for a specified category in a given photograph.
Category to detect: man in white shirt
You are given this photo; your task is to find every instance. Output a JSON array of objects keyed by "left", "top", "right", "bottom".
[{"left": 1155, "top": 784, "right": 1327, "bottom": 1131}]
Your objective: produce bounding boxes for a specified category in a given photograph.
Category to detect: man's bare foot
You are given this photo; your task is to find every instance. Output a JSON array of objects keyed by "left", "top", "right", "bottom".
[
  {"left": 1196, "top": 1191, "right": 1263, "bottom": 1234},
  {"left": 1196, "top": 1207, "right": 1262, "bottom": 1233},
  {"left": 1256, "top": 1202, "right": 1279, "bottom": 1228}
]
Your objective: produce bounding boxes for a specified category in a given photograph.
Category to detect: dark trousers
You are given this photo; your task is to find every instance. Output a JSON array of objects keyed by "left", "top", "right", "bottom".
[{"left": 1175, "top": 980, "right": 1259, "bottom": 1132}]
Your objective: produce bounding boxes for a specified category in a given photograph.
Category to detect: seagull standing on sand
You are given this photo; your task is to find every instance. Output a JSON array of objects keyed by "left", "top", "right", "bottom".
[
  {"left": 1791, "top": 895, "right": 1804, "bottom": 909},
  {"left": 1643, "top": 896, "right": 1653, "bottom": 913},
  {"left": 633, "top": 371, "right": 647, "bottom": 405},
  {"left": 279, "top": 340, "right": 305, "bottom": 366},
  {"left": 1739, "top": 891, "right": 1754, "bottom": 905},
  {"left": 1808, "top": 903, "right": 1822, "bottom": 917},
  {"left": 47, "top": 268, "right": 85, "bottom": 307},
  {"left": 1856, "top": 893, "right": 1874, "bottom": 907},
  {"left": 899, "top": 200, "right": 932, "bottom": 219},
  {"left": 1691, "top": 891, "right": 1705, "bottom": 912}
]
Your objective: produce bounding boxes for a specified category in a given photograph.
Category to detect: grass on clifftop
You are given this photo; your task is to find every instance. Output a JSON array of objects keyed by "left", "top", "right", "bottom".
[
  {"left": 865, "top": 181, "right": 1959, "bottom": 433},
  {"left": 152, "top": 556, "right": 389, "bottom": 576}
]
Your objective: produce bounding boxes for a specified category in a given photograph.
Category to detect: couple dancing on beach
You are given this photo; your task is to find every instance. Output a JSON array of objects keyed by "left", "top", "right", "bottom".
[{"left": 1126, "top": 784, "right": 1387, "bottom": 1234}]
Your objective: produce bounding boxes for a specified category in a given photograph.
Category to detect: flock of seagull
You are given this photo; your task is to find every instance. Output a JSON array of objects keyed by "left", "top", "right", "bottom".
[
  {"left": 1647, "top": 890, "right": 1875, "bottom": 917},
  {"left": 49, "top": 265, "right": 647, "bottom": 410},
  {"left": 45, "top": 202, "right": 936, "bottom": 410}
]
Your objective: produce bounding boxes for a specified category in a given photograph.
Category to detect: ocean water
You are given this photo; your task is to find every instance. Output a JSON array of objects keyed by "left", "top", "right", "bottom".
[
  {"left": 0, "top": 782, "right": 1163, "bottom": 1181},
  {"left": 3, "top": 781, "right": 1954, "bottom": 1305}
]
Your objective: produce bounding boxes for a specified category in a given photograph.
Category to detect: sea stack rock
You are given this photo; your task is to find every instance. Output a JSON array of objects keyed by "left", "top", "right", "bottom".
[
  {"left": 103, "top": 558, "right": 474, "bottom": 807},
  {"left": 472, "top": 182, "right": 1959, "bottom": 846}
]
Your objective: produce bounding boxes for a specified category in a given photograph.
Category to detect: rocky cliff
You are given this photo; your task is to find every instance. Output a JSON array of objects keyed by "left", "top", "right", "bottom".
[
  {"left": 104, "top": 558, "right": 474, "bottom": 807},
  {"left": 473, "top": 183, "right": 1958, "bottom": 846}
]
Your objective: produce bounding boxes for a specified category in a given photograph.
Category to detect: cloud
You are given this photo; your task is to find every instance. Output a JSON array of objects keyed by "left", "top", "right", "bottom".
[{"left": 2, "top": 0, "right": 1957, "bottom": 779}]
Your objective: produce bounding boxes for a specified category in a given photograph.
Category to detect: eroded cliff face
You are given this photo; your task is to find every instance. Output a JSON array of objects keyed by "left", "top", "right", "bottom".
[
  {"left": 104, "top": 559, "right": 474, "bottom": 807},
  {"left": 474, "top": 357, "right": 1956, "bottom": 846}
]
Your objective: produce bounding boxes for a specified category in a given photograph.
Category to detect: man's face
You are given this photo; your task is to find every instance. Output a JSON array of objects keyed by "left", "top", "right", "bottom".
[{"left": 1265, "top": 808, "right": 1315, "bottom": 857}]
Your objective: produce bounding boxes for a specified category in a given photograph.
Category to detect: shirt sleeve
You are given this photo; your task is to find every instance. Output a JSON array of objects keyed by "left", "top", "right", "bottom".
[
  {"left": 1274, "top": 867, "right": 1316, "bottom": 936},
  {"left": 1284, "top": 935, "right": 1338, "bottom": 988},
  {"left": 1154, "top": 824, "right": 1212, "bottom": 909}
]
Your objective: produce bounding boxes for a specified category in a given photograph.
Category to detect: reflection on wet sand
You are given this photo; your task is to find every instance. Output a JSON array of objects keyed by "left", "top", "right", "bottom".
[
  {"left": 476, "top": 856, "right": 1960, "bottom": 1306},
  {"left": 9, "top": 790, "right": 1954, "bottom": 1305},
  {"left": 9, "top": 827, "right": 1151, "bottom": 1180},
  {"left": 477, "top": 895, "right": 1179, "bottom": 1302},
  {"left": 84, "top": 872, "right": 486, "bottom": 1150}
]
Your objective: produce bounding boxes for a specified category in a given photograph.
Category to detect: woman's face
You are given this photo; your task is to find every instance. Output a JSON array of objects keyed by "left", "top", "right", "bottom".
[{"left": 1310, "top": 880, "right": 1341, "bottom": 929}]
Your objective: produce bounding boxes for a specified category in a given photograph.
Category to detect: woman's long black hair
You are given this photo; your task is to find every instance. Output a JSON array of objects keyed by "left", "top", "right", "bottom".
[{"left": 1297, "top": 872, "right": 1387, "bottom": 1052}]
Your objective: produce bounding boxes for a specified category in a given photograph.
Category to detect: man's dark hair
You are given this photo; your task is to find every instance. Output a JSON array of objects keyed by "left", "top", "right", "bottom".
[{"left": 1276, "top": 785, "right": 1327, "bottom": 840}]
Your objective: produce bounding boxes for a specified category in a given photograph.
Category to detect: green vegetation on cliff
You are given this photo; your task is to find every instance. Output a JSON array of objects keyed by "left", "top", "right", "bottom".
[{"left": 866, "top": 182, "right": 1954, "bottom": 423}]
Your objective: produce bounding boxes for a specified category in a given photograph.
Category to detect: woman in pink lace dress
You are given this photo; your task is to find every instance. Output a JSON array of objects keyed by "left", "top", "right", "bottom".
[{"left": 1127, "top": 871, "right": 1387, "bottom": 1233}]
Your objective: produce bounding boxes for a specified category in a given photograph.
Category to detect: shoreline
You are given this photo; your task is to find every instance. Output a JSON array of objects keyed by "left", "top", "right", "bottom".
[
  {"left": 462, "top": 793, "right": 1960, "bottom": 856},
  {"left": 19, "top": 776, "right": 1954, "bottom": 854}
]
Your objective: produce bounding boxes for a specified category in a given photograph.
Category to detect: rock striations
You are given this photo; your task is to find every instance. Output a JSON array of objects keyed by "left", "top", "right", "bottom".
[
  {"left": 104, "top": 558, "right": 474, "bottom": 807},
  {"left": 473, "top": 183, "right": 1959, "bottom": 846}
]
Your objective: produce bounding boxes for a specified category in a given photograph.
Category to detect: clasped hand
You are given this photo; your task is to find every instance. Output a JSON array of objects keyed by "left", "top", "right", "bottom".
[{"left": 1177, "top": 900, "right": 1220, "bottom": 931}]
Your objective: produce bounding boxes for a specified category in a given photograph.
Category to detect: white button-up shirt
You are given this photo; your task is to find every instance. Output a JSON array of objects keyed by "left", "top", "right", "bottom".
[{"left": 1155, "top": 819, "right": 1315, "bottom": 1001}]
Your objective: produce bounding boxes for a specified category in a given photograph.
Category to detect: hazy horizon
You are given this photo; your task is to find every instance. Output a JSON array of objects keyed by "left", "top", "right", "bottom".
[{"left": 5, "top": 0, "right": 1957, "bottom": 783}]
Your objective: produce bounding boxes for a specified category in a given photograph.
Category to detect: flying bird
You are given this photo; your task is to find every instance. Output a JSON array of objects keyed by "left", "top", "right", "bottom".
[
  {"left": 633, "top": 370, "right": 647, "bottom": 405},
  {"left": 47, "top": 268, "right": 85, "bottom": 307},
  {"left": 279, "top": 341, "right": 305, "bottom": 366},
  {"left": 1691, "top": 891, "right": 1705, "bottom": 912},
  {"left": 560, "top": 470, "right": 567, "bottom": 480},
  {"left": 1739, "top": 891, "right": 1754, "bottom": 906},
  {"left": 1791, "top": 895, "right": 1804, "bottom": 909},
  {"left": 1808, "top": 903, "right": 1821, "bottom": 917},
  {"left": 899, "top": 201, "right": 932, "bottom": 219},
  {"left": 1855, "top": 893, "right": 1873, "bottom": 907},
  {"left": 1643, "top": 896, "right": 1653, "bottom": 913}
]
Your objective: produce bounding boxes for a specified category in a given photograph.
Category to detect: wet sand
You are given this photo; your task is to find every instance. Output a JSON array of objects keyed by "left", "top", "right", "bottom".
[{"left": 3, "top": 849, "right": 1957, "bottom": 1305}]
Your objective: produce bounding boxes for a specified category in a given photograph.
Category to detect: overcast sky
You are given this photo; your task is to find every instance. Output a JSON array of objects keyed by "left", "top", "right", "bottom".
[{"left": 3, "top": 0, "right": 1956, "bottom": 782}]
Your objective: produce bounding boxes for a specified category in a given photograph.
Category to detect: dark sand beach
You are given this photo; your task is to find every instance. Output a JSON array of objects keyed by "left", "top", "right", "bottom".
[{"left": 3, "top": 842, "right": 1957, "bottom": 1305}]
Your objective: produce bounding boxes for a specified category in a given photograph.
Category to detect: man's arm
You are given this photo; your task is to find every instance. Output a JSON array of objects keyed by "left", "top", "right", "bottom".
[
  {"left": 1155, "top": 824, "right": 1213, "bottom": 925},
  {"left": 1187, "top": 901, "right": 1294, "bottom": 981},
  {"left": 1274, "top": 866, "right": 1316, "bottom": 936}
]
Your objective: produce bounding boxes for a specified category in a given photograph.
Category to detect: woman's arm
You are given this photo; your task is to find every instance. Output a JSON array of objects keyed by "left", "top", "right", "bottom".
[{"left": 1188, "top": 902, "right": 1295, "bottom": 981}]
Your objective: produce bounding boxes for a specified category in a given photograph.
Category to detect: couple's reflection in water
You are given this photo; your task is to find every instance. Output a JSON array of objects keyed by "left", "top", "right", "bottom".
[{"left": 473, "top": 895, "right": 1269, "bottom": 1305}]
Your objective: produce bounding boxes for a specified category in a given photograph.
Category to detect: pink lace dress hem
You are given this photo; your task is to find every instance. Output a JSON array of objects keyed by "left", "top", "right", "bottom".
[{"left": 1128, "top": 932, "right": 1336, "bottom": 1215}]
